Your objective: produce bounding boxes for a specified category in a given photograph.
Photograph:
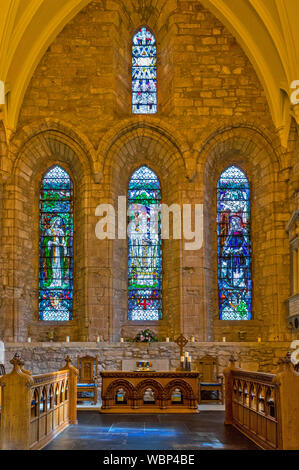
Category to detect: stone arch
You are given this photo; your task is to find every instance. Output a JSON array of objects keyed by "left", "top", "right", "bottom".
[
  {"left": 10, "top": 119, "right": 95, "bottom": 181},
  {"left": 135, "top": 379, "right": 164, "bottom": 400},
  {"left": 97, "top": 118, "right": 188, "bottom": 179},
  {"left": 0, "top": 121, "right": 94, "bottom": 342},
  {"left": 201, "top": 126, "right": 289, "bottom": 342},
  {"left": 96, "top": 120, "right": 188, "bottom": 341},
  {"left": 164, "top": 379, "right": 195, "bottom": 400},
  {"left": 105, "top": 379, "right": 135, "bottom": 400}
]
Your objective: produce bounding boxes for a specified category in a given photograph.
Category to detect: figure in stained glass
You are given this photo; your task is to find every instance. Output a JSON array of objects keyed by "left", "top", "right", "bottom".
[
  {"left": 132, "top": 26, "right": 157, "bottom": 114},
  {"left": 46, "top": 217, "right": 68, "bottom": 288},
  {"left": 128, "top": 166, "right": 162, "bottom": 320},
  {"left": 217, "top": 166, "right": 252, "bottom": 320},
  {"left": 39, "top": 166, "right": 73, "bottom": 321}
]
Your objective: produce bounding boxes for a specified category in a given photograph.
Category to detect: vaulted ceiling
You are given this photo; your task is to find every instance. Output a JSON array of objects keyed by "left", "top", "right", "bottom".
[{"left": 0, "top": 0, "right": 298, "bottom": 146}]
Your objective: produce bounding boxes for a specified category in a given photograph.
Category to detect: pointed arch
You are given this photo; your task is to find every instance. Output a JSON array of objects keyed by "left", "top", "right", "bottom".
[
  {"left": 39, "top": 165, "right": 73, "bottom": 321},
  {"left": 217, "top": 165, "right": 252, "bottom": 320},
  {"left": 132, "top": 26, "right": 157, "bottom": 114},
  {"left": 128, "top": 165, "right": 162, "bottom": 321}
]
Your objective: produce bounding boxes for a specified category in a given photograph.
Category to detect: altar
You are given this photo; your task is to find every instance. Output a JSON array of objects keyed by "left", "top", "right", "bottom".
[{"left": 100, "top": 371, "right": 199, "bottom": 413}]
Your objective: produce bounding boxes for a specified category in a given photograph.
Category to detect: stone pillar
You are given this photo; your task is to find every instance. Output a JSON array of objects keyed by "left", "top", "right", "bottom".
[{"left": 286, "top": 211, "right": 299, "bottom": 331}]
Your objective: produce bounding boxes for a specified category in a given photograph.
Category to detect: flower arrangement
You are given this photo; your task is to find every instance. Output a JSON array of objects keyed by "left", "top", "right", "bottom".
[{"left": 134, "top": 328, "right": 158, "bottom": 343}]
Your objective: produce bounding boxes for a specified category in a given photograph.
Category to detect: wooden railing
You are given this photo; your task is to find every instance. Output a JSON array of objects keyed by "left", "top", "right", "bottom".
[
  {"left": 0, "top": 376, "right": 2, "bottom": 409},
  {"left": 224, "top": 353, "right": 299, "bottom": 450},
  {"left": 0, "top": 354, "right": 78, "bottom": 450}
]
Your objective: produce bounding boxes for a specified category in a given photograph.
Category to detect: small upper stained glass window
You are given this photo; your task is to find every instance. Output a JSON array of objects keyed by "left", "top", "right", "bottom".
[{"left": 132, "top": 26, "right": 157, "bottom": 114}]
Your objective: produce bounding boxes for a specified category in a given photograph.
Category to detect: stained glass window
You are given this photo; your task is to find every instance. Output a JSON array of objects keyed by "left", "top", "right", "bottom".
[
  {"left": 132, "top": 26, "right": 157, "bottom": 114},
  {"left": 128, "top": 166, "right": 162, "bottom": 320},
  {"left": 39, "top": 165, "right": 73, "bottom": 321},
  {"left": 217, "top": 166, "right": 252, "bottom": 320}
]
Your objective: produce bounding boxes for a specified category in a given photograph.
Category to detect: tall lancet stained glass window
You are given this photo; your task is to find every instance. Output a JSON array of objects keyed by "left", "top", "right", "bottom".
[
  {"left": 128, "top": 166, "right": 162, "bottom": 320},
  {"left": 217, "top": 166, "right": 252, "bottom": 320},
  {"left": 132, "top": 26, "right": 157, "bottom": 114},
  {"left": 39, "top": 166, "right": 73, "bottom": 321}
]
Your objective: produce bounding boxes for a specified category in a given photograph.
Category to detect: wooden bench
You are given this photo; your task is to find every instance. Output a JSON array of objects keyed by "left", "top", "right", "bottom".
[
  {"left": 223, "top": 353, "right": 299, "bottom": 450},
  {"left": 0, "top": 354, "right": 78, "bottom": 450}
]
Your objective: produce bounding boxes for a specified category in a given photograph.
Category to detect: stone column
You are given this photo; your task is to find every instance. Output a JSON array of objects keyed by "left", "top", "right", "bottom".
[
  {"left": 292, "top": 246, "right": 298, "bottom": 295},
  {"left": 286, "top": 212, "right": 299, "bottom": 331}
]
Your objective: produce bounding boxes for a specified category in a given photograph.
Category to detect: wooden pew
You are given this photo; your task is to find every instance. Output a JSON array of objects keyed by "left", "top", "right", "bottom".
[
  {"left": 0, "top": 354, "right": 78, "bottom": 450},
  {"left": 223, "top": 353, "right": 299, "bottom": 450},
  {"left": 0, "top": 364, "right": 5, "bottom": 408}
]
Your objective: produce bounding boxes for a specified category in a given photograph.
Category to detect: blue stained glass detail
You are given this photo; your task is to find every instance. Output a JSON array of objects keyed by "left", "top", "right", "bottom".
[
  {"left": 132, "top": 27, "right": 157, "bottom": 114},
  {"left": 217, "top": 166, "right": 252, "bottom": 320},
  {"left": 39, "top": 165, "right": 73, "bottom": 321},
  {"left": 128, "top": 166, "right": 162, "bottom": 320}
]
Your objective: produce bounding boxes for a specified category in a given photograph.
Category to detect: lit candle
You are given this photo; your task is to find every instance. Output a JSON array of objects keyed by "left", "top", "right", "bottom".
[
  {"left": 27, "top": 337, "right": 31, "bottom": 343},
  {"left": 166, "top": 337, "right": 170, "bottom": 342},
  {"left": 258, "top": 337, "right": 262, "bottom": 343},
  {"left": 187, "top": 356, "right": 191, "bottom": 362},
  {"left": 180, "top": 356, "right": 184, "bottom": 362},
  {"left": 184, "top": 351, "right": 189, "bottom": 357},
  {"left": 222, "top": 337, "right": 226, "bottom": 342},
  {"left": 191, "top": 336, "right": 195, "bottom": 343},
  {"left": 120, "top": 338, "right": 124, "bottom": 343},
  {"left": 66, "top": 336, "right": 70, "bottom": 343},
  {"left": 96, "top": 336, "right": 100, "bottom": 343}
]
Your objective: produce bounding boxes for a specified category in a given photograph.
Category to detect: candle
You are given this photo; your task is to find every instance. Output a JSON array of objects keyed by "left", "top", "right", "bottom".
[
  {"left": 258, "top": 337, "right": 262, "bottom": 343},
  {"left": 166, "top": 337, "right": 170, "bottom": 343},
  {"left": 180, "top": 356, "right": 184, "bottom": 362},
  {"left": 120, "top": 338, "right": 124, "bottom": 343},
  {"left": 191, "top": 336, "right": 195, "bottom": 342},
  {"left": 187, "top": 356, "right": 191, "bottom": 362},
  {"left": 27, "top": 337, "right": 31, "bottom": 343},
  {"left": 222, "top": 337, "right": 226, "bottom": 342},
  {"left": 66, "top": 336, "right": 70, "bottom": 343},
  {"left": 96, "top": 336, "right": 100, "bottom": 343},
  {"left": 184, "top": 351, "right": 189, "bottom": 357}
]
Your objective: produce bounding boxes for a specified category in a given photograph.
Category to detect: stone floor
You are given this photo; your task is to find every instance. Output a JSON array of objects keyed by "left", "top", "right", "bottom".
[{"left": 44, "top": 410, "right": 258, "bottom": 450}]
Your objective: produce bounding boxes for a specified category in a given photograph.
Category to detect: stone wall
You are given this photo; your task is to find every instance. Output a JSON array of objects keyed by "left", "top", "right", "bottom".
[
  {"left": 3, "top": 341, "right": 292, "bottom": 377},
  {"left": 0, "top": 0, "right": 297, "bottom": 344}
]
